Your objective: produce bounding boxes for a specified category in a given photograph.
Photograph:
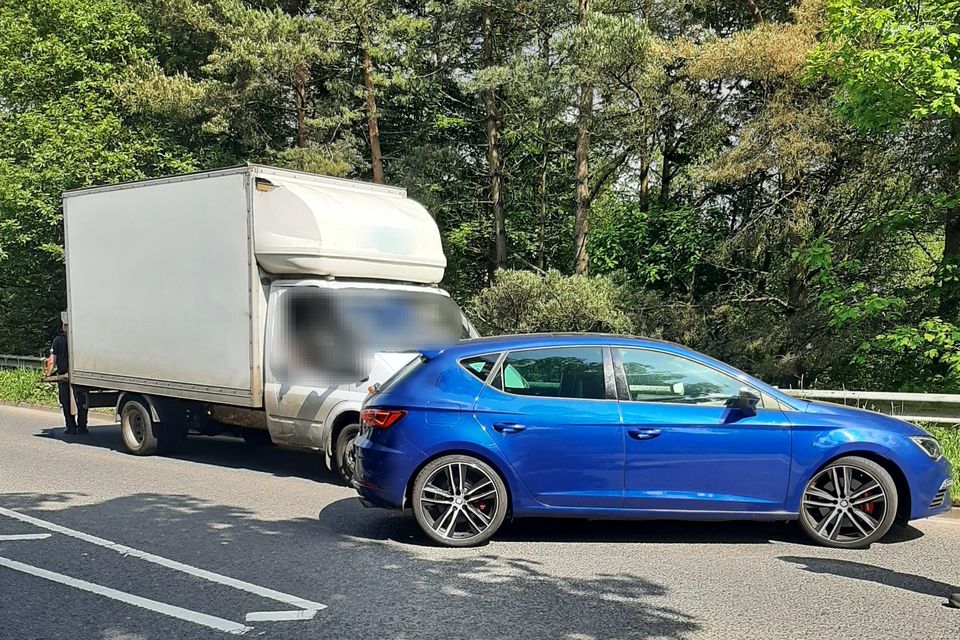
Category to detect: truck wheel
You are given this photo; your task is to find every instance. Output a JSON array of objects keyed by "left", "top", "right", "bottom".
[
  {"left": 335, "top": 424, "right": 361, "bottom": 484},
  {"left": 120, "top": 399, "right": 158, "bottom": 455}
]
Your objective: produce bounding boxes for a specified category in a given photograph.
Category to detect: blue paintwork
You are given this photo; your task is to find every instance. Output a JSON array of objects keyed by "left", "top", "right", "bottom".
[
  {"left": 354, "top": 334, "right": 953, "bottom": 525},
  {"left": 618, "top": 402, "right": 792, "bottom": 511}
]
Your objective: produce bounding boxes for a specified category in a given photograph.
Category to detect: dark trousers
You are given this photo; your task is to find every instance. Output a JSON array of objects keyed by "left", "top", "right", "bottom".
[{"left": 58, "top": 382, "right": 88, "bottom": 432}]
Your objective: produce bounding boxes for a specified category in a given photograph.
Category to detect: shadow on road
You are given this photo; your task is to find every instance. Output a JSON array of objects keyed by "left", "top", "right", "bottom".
[
  {"left": 38, "top": 424, "right": 340, "bottom": 485},
  {"left": 33, "top": 425, "right": 927, "bottom": 548},
  {"left": 0, "top": 491, "right": 701, "bottom": 640},
  {"left": 319, "top": 494, "right": 810, "bottom": 546},
  {"left": 779, "top": 555, "right": 957, "bottom": 604}
]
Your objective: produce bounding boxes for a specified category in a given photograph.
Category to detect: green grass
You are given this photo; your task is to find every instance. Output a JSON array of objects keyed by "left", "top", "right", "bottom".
[
  {"left": 928, "top": 425, "right": 960, "bottom": 505},
  {"left": 0, "top": 368, "right": 58, "bottom": 407}
]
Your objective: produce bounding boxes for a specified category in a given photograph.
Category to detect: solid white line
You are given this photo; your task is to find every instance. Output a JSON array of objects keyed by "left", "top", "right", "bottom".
[
  {"left": 245, "top": 609, "right": 318, "bottom": 622},
  {"left": 0, "top": 555, "right": 250, "bottom": 635},
  {"left": 0, "top": 533, "right": 51, "bottom": 541},
  {"left": 0, "top": 506, "right": 326, "bottom": 611}
]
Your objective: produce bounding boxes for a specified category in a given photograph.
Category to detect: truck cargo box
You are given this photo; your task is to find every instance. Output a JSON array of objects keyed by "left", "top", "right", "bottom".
[{"left": 62, "top": 164, "right": 447, "bottom": 407}]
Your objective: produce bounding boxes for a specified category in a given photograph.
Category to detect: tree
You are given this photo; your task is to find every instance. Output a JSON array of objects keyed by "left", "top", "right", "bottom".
[
  {"left": 0, "top": 0, "right": 195, "bottom": 354},
  {"left": 812, "top": 0, "right": 960, "bottom": 320},
  {"left": 572, "top": 0, "right": 594, "bottom": 274}
]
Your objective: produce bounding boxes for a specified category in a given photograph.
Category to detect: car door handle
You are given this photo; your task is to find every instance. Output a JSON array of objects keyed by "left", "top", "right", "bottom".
[
  {"left": 627, "top": 428, "right": 662, "bottom": 440},
  {"left": 493, "top": 422, "right": 527, "bottom": 434}
]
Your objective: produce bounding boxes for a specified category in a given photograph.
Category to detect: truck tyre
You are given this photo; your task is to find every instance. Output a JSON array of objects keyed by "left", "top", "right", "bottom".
[
  {"left": 335, "top": 423, "right": 361, "bottom": 484},
  {"left": 120, "top": 399, "right": 159, "bottom": 455}
]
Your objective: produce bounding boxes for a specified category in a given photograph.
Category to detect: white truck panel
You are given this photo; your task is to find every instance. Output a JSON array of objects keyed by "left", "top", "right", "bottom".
[
  {"left": 64, "top": 171, "right": 261, "bottom": 405},
  {"left": 62, "top": 164, "right": 449, "bottom": 409},
  {"left": 252, "top": 168, "right": 446, "bottom": 283}
]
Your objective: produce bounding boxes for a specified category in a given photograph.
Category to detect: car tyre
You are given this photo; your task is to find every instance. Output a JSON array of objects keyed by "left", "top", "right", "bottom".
[
  {"left": 335, "top": 423, "right": 361, "bottom": 484},
  {"left": 412, "top": 454, "right": 508, "bottom": 547},
  {"left": 798, "top": 455, "right": 898, "bottom": 549}
]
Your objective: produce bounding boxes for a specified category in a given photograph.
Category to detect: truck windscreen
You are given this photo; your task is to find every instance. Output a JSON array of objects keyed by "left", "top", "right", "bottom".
[{"left": 278, "top": 287, "right": 464, "bottom": 384}]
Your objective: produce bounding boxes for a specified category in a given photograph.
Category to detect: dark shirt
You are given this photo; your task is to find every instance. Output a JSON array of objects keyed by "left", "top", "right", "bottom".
[{"left": 51, "top": 333, "right": 69, "bottom": 375}]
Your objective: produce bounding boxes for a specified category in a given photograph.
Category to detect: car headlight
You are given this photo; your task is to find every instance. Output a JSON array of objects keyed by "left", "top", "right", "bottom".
[{"left": 909, "top": 436, "right": 943, "bottom": 461}]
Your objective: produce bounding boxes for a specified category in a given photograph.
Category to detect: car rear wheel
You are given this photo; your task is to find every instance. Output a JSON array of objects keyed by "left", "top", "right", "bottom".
[
  {"left": 798, "top": 456, "right": 898, "bottom": 549},
  {"left": 412, "top": 455, "right": 508, "bottom": 547}
]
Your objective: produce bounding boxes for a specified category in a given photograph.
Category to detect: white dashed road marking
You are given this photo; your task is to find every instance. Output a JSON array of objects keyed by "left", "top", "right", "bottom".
[
  {"left": 0, "top": 533, "right": 51, "bottom": 541},
  {"left": 245, "top": 609, "right": 319, "bottom": 622},
  {"left": 0, "top": 506, "right": 326, "bottom": 633},
  {"left": 0, "top": 556, "right": 251, "bottom": 634}
]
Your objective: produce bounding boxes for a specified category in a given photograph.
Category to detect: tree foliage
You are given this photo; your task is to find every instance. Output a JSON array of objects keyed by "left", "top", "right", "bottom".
[{"left": 2, "top": 0, "right": 959, "bottom": 393}]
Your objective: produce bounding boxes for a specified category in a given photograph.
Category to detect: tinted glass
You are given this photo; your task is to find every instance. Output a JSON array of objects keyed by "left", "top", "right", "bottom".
[
  {"left": 501, "top": 347, "right": 605, "bottom": 400},
  {"left": 616, "top": 349, "right": 745, "bottom": 405},
  {"left": 460, "top": 353, "right": 500, "bottom": 380}
]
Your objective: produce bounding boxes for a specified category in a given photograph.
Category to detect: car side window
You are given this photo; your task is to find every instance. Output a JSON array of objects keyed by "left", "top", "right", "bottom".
[
  {"left": 500, "top": 347, "right": 605, "bottom": 400},
  {"left": 460, "top": 353, "right": 500, "bottom": 381},
  {"left": 615, "top": 348, "right": 751, "bottom": 406}
]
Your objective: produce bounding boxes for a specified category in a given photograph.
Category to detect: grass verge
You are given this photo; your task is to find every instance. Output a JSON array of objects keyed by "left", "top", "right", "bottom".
[
  {"left": 927, "top": 425, "right": 960, "bottom": 505},
  {"left": 0, "top": 367, "right": 58, "bottom": 407}
]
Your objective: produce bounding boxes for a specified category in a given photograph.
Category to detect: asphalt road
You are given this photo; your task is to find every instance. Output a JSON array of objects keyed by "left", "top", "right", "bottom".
[{"left": 1, "top": 403, "right": 958, "bottom": 640}]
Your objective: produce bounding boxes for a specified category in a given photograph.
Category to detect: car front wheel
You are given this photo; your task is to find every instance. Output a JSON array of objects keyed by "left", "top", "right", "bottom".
[
  {"left": 798, "top": 456, "right": 898, "bottom": 549},
  {"left": 412, "top": 454, "right": 508, "bottom": 547}
]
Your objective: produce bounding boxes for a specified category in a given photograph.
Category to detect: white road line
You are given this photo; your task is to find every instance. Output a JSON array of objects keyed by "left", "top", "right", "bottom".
[
  {"left": 0, "top": 556, "right": 251, "bottom": 635},
  {"left": 0, "top": 533, "right": 51, "bottom": 541},
  {"left": 245, "top": 609, "right": 318, "bottom": 622},
  {"left": 0, "top": 506, "right": 326, "bottom": 612}
]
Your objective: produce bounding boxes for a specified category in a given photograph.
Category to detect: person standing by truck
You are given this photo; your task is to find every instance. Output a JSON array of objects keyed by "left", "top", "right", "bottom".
[{"left": 45, "top": 312, "right": 88, "bottom": 435}]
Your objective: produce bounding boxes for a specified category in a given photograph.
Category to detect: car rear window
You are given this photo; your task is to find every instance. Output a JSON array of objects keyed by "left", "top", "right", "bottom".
[{"left": 460, "top": 353, "right": 501, "bottom": 381}]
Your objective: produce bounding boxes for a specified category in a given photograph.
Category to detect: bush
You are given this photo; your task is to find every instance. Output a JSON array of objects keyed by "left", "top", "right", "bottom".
[
  {"left": 467, "top": 269, "right": 634, "bottom": 336},
  {"left": 0, "top": 368, "right": 59, "bottom": 407}
]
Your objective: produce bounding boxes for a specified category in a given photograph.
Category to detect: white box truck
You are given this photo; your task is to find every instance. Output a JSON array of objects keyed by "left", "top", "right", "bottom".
[{"left": 63, "top": 164, "right": 473, "bottom": 482}]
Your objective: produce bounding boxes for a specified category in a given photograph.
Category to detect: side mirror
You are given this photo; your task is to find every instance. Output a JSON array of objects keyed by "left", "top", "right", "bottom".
[{"left": 726, "top": 387, "right": 760, "bottom": 417}]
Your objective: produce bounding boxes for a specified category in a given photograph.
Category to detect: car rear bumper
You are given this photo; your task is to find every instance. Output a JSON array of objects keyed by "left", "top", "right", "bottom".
[{"left": 354, "top": 428, "right": 423, "bottom": 509}]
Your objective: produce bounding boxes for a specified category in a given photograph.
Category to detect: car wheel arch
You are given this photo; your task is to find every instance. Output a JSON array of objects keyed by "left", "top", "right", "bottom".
[
  {"left": 403, "top": 447, "right": 515, "bottom": 513},
  {"left": 793, "top": 448, "right": 912, "bottom": 523}
]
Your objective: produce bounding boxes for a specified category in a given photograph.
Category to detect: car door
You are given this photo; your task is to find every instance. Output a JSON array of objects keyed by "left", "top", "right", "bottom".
[
  {"left": 472, "top": 346, "right": 624, "bottom": 508},
  {"left": 614, "top": 347, "right": 792, "bottom": 512}
]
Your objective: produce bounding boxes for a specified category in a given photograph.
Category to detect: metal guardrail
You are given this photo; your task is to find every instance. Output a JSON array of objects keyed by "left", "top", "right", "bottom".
[
  {"left": 1, "top": 352, "right": 958, "bottom": 424},
  {"left": 0, "top": 354, "right": 45, "bottom": 370},
  {"left": 783, "top": 389, "right": 960, "bottom": 425}
]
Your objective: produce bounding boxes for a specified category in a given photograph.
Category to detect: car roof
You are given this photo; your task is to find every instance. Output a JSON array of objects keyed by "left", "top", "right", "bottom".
[{"left": 426, "top": 333, "right": 690, "bottom": 358}]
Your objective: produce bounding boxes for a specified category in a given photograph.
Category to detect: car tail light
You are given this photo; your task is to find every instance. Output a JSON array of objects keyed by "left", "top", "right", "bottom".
[{"left": 361, "top": 409, "right": 407, "bottom": 429}]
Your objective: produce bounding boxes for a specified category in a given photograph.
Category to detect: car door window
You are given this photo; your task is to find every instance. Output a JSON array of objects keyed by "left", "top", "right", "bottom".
[
  {"left": 500, "top": 347, "right": 605, "bottom": 399},
  {"left": 615, "top": 348, "right": 752, "bottom": 406}
]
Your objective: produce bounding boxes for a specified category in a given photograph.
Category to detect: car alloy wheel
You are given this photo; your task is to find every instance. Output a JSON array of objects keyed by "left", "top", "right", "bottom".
[
  {"left": 412, "top": 455, "right": 508, "bottom": 547},
  {"left": 799, "top": 456, "right": 897, "bottom": 548}
]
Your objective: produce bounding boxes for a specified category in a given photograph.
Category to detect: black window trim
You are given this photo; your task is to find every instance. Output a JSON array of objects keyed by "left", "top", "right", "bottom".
[
  {"left": 485, "top": 344, "right": 617, "bottom": 402},
  {"left": 611, "top": 346, "right": 769, "bottom": 409}
]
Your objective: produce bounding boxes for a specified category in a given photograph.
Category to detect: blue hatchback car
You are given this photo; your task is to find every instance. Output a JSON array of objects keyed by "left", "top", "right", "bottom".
[{"left": 354, "top": 334, "right": 953, "bottom": 548}]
